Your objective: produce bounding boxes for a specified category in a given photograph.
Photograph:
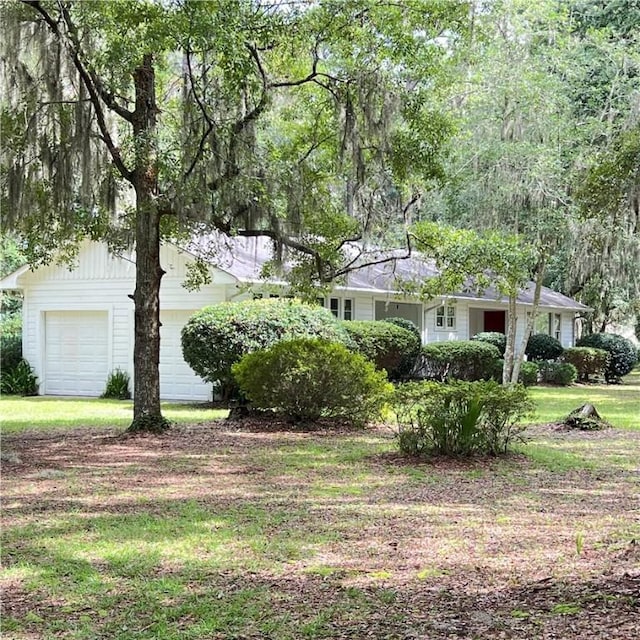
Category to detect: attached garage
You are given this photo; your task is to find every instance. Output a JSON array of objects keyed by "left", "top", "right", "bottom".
[
  {"left": 159, "top": 310, "right": 212, "bottom": 402},
  {"left": 44, "top": 310, "right": 110, "bottom": 396}
]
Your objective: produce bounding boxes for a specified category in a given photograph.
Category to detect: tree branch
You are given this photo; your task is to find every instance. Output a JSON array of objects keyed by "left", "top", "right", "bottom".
[
  {"left": 182, "top": 50, "right": 215, "bottom": 180},
  {"left": 23, "top": 1, "right": 133, "bottom": 181}
]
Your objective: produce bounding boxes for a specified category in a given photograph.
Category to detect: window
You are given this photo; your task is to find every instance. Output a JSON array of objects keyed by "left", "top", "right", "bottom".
[
  {"left": 343, "top": 299, "right": 353, "bottom": 321},
  {"left": 436, "top": 305, "right": 456, "bottom": 330},
  {"left": 317, "top": 297, "right": 354, "bottom": 320},
  {"left": 534, "top": 312, "right": 561, "bottom": 340},
  {"left": 553, "top": 313, "right": 561, "bottom": 341}
]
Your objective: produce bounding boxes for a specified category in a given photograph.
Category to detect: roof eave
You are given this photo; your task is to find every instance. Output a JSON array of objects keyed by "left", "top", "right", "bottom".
[{"left": 0, "top": 265, "right": 29, "bottom": 291}]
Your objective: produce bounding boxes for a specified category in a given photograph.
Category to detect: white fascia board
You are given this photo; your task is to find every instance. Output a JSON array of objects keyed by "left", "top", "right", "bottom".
[{"left": 0, "top": 264, "right": 30, "bottom": 290}]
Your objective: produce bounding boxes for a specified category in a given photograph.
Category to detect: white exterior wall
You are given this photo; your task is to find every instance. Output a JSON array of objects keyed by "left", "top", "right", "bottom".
[
  {"left": 423, "top": 300, "right": 469, "bottom": 343},
  {"left": 354, "top": 295, "right": 375, "bottom": 322},
  {"left": 18, "top": 241, "right": 231, "bottom": 400}
]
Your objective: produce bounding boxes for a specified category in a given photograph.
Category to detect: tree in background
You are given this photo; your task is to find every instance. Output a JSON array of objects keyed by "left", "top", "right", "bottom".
[
  {"left": 420, "top": 0, "right": 639, "bottom": 338},
  {"left": 0, "top": 235, "right": 25, "bottom": 319},
  {"left": 565, "top": 1, "right": 640, "bottom": 333},
  {"left": 1, "top": 0, "right": 468, "bottom": 431}
]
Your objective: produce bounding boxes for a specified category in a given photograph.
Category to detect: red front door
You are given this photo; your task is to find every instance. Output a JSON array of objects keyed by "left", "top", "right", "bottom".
[{"left": 484, "top": 310, "right": 506, "bottom": 334}]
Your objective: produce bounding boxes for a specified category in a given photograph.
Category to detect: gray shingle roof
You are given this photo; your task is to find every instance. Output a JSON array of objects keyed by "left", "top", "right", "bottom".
[{"left": 183, "top": 235, "right": 590, "bottom": 311}]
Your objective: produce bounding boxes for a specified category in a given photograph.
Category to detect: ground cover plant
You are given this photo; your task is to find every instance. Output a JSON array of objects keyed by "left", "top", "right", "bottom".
[{"left": 2, "top": 375, "right": 639, "bottom": 640}]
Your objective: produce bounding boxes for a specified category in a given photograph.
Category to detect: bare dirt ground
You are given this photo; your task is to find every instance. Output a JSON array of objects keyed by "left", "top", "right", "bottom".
[{"left": 2, "top": 421, "right": 639, "bottom": 639}]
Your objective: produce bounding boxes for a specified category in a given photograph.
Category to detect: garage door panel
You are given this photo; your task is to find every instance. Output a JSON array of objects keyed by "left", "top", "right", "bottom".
[
  {"left": 45, "top": 311, "right": 109, "bottom": 396},
  {"left": 159, "top": 310, "right": 211, "bottom": 401}
]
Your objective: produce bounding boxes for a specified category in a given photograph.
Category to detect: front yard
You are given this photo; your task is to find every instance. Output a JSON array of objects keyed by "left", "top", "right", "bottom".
[{"left": 1, "top": 376, "right": 638, "bottom": 639}]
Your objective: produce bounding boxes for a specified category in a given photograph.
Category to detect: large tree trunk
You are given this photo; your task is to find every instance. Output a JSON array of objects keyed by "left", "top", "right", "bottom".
[{"left": 128, "top": 54, "right": 168, "bottom": 432}]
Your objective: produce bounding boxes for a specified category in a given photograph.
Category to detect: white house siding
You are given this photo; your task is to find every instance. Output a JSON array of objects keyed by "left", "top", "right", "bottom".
[
  {"left": 159, "top": 310, "right": 212, "bottom": 401},
  {"left": 354, "top": 295, "right": 375, "bottom": 322},
  {"left": 17, "top": 241, "right": 231, "bottom": 400}
]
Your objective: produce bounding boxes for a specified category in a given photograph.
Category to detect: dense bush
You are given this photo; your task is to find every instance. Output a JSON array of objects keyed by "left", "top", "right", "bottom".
[
  {"left": 561, "top": 347, "right": 609, "bottom": 382},
  {"left": 472, "top": 331, "right": 507, "bottom": 356},
  {"left": 1, "top": 315, "right": 22, "bottom": 371},
  {"left": 519, "top": 361, "right": 540, "bottom": 386},
  {"left": 576, "top": 333, "right": 638, "bottom": 383},
  {"left": 383, "top": 317, "right": 421, "bottom": 342},
  {"left": 538, "top": 361, "right": 578, "bottom": 386},
  {"left": 232, "top": 339, "right": 392, "bottom": 425},
  {"left": 418, "top": 340, "right": 501, "bottom": 382},
  {"left": 394, "top": 380, "right": 533, "bottom": 456},
  {"left": 181, "top": 299, "right": 352, "bottom": 399},
  {"left": 491, "top": 359, "right": 539, "bottom": 386},
  {"left": 101, "top": 369, "right": 131, "bottom": 399},
  {"left": 1, "top": 315, "right": 25, "bottom": 393},
  {"left": 0, "top": 359, "right": 38, "bottom": 396},
  {"left": 342, "top": 320, "right": 421, "bottom": 381},
  {"left": 525, "top": 333, "right": 564, "bottom": 361}
]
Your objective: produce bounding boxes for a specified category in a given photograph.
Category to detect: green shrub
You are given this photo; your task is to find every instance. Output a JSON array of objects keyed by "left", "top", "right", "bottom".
[
  {"left": 181, "top": 299, "right": 352, "bottom": 400},
  {"left": 561, "top": 347, "right": 609, "bottom": 382},
  {"left": 394, "top": 380, "right": 533, "bottom": 456},
  {"left": 525, "top": 333, "right": 564, "bottom": 361},
  {"left": 472, "top": 331, "right": 506, "bottom": 356},
  {"left": 232, "top": 339, "right": 392, "bottom": 426},
  {"left": 519, "top": 361, "right": 540, "bottom": 386},
  {"left": 491, "top": 359, "right": 539, "bottom": 386},
  {"left": 538, "top": 361, "right": 577, "bottom": 386},
  {"left": 342, "top": 320, "right": 421, "bottom": 381},
  {"left": 383, "top": 317, "right": 421, "bottom": 342},
  {"left": 101, "top": 368, "right": 131, "bottom": 399},
  {"left": 576, "top": 333, "right": 638, "bottom": 383},
  {"left": 0, "top": 359, "right": 38, "bottom": 396},
  {"left": 1, "top": 314, "right": 22, "bottom": 372},
  {"left": 419, "top": 340, "right": 501, "bottom": 382}
]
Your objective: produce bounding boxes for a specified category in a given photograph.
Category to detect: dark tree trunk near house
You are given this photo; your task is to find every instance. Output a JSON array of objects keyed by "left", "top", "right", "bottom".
[{"left": 128, "top": 55, "right": 167, "bottom": 432}]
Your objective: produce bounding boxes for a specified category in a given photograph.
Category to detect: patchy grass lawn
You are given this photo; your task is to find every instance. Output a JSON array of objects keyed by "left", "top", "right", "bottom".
[
  {"left": 2, "top": 397, "right": 639, "bottom": 639},
  {"left": 0, "top": 396, "right": 227, "bottom": 433},
  {"left": 529, "top": 368, "right": 640, "bottom": 430}
]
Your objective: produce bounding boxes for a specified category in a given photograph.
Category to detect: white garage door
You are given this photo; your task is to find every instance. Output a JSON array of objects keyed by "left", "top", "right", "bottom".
[
  {"left": 45, "top": 311, "right": 109, "bottom": 396},
  {"left": 160, "top": 310, "right": 212, "bottom": 401}
]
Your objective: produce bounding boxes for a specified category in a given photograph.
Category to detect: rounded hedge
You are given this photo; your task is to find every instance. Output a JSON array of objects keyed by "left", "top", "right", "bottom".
[
  {"left": 419, "top": 340, "right": 501, "bottom": 382},
  {"left": 232, "top": 339, "right": 392, "bottom": 425},
  {"left": 576, "top": 333, "right": 638, "bottom": 382},
  {"left": 472, "top": 331, "right": 507, "bottom": 356},
  {"left": 341, "top": 320, "right": 421, "bottom": 381},
  {"left": 383, "top": 317, "right": 421, "bottom": 342},
  {"left": 181, "top": 298, "right": 352, "bottom": 399},
  {"left": 525, "top": 333, "right": 564, "bottom": 361},
  {"left": 538, "top": 361, "right": 577, "bottom": 386},
  {"left": 561, "top": 347, "right": 609, "bottom": 382},
  {"left": 491, "top": 359, "right": 539, "bottom": 386}
]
